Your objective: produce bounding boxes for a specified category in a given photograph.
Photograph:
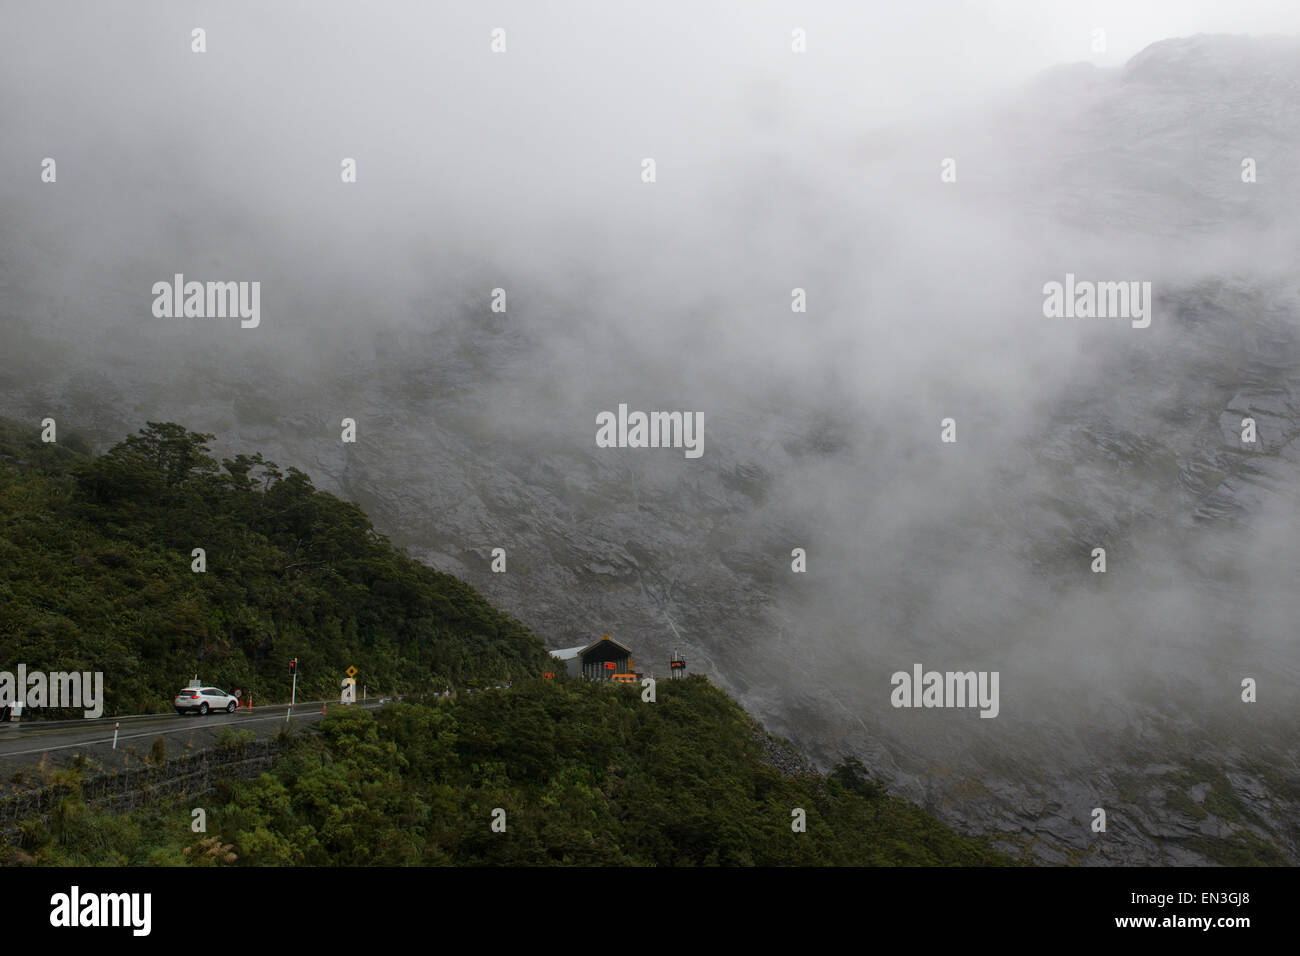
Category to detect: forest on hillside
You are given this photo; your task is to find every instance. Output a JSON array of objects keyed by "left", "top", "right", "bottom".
[{"left": 0, "top": 419, "right": 549, "bottom": 714}]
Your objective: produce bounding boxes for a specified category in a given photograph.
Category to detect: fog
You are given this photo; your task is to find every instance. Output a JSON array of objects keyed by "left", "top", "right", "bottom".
[{"left": 4, "top": 1, "right": 1300, "bottom": 861}]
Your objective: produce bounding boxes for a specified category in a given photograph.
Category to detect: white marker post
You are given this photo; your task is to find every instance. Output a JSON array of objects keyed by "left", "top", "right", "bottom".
[{"left": 112, "top": 722, "right": 119, "bottom": 749}]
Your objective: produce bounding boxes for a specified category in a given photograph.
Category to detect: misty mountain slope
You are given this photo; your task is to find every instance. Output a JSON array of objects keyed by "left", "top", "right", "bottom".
[
  {"left": 3, "top": 32, "right": 1300, "bottom": 865},
  {"left": 975, "top": 34, "right": 1300, "bottom": 237}
]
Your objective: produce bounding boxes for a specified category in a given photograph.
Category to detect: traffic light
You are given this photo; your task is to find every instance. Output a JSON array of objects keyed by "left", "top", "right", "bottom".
[{"left": 289, "top": 658, "right": 297, "bottom": 676}]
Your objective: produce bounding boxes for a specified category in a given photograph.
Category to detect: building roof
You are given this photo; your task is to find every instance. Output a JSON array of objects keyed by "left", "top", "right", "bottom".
[
  {"left": 579, "top": 635, "right": 632, "bottom": 657},
  {"left": 549, "top": 646, "right": 586, "bottom": 661}
]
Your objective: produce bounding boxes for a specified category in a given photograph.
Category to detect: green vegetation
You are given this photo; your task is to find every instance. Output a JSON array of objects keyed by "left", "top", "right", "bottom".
[
  {"left": 1186, "top": 830, "right": 1289, "bottom": 867},
  {"left": 0, "top": 418, "right": 1013, "bottom": 866},
  {"left": 0, "top": 419, "right": 550, "bottom": 714},
  {"left": 217, "top": 727, "right": 258, "bottom": 753},
  {"left": 5, "top": 763, "right": 198, "bottom": 867},
  {"left": 8, "top": 679, "right": 1012, "bottom": 866}
]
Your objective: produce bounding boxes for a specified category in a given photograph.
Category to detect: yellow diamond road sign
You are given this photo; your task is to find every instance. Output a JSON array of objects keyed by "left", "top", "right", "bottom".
[{"left": 346, "top": 666, "right": 357, "bottom": 678}]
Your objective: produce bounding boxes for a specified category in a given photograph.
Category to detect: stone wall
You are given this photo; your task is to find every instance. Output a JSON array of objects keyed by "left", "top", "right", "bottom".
[{"left": 0, "top": 737, "right": 290, "bottom": 842}]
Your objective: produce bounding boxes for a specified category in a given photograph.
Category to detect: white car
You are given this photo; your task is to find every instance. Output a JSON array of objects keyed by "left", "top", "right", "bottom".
[{"left": 174, "top": 686, "right": 238, "bottom": 716}]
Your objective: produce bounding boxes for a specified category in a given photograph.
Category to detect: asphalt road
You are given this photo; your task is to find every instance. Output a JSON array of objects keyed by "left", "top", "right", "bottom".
[{"left": 0, "top": 700, "right": 386, "bottom": 762}]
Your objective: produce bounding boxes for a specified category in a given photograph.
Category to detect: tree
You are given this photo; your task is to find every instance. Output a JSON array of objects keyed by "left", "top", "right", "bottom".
[
  {"left": 119, "top": 422, "right": 218, "bottom": 488},
  {"left": 74, "top": 422, "right": 217, "bottom": 503}
]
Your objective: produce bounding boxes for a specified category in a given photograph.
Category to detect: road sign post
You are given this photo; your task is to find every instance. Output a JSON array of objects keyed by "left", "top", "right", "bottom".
[{"left": 286, "top": 658, "right": 299, "bottom": 724}]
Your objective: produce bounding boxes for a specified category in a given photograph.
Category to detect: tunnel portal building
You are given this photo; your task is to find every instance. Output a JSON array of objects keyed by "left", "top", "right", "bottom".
[{"left": 549, "top": 635, "right": 635, "bottom": 680}]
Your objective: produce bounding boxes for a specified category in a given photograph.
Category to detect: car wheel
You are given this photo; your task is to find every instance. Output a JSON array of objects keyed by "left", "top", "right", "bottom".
[
  {"left": 226, "top": 701, "right": 236, "bottom": 713},
  {"left": 199, "top": 702, "right": 209, "bottom": 715}
]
